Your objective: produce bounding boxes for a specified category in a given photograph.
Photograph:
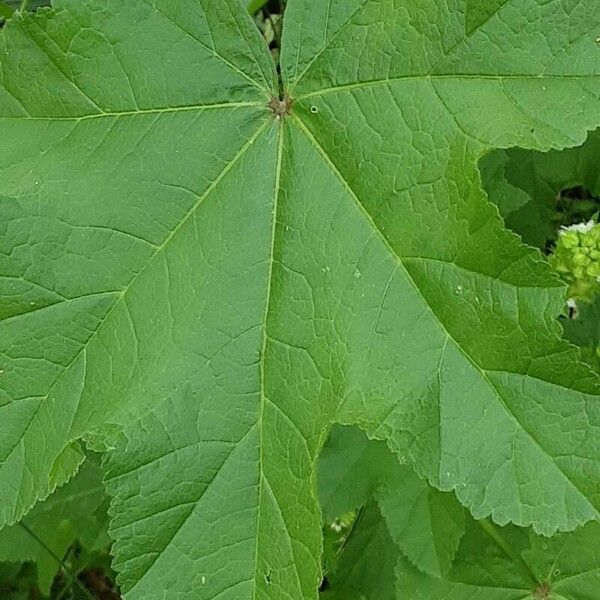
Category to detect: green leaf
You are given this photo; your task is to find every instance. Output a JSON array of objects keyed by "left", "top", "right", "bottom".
[
  {"left": 320, "top": 503, "right": 399, "bottom": 600},
  {"left": 0, "top": 3, "right": 15, "bottom": 20},
  {"left": 0, "top": 0, "right": 277, "bottom": 529},
  {"left": 465, "top": 0, "right": 510, "bottom": 34},
  {"left": 0, "top": 1, "right": 600, "bottom": 598},
  {"left": 317, "top": 426, "right": 395, "bottom": 585},
  {"left": 1, "top": 0, "right": 49, "bottom": 15},
  {"left": 505, "top": 130, "right": 600, "bottom": 213},
  {"left": 448, "top": 518, "right": 533, "bottom": 590},
  {"left": 378, "top": 464, "right": 465, "bottom": 578},
  {"left": 0, "top": 456, "right": 108, "bottom": 595},
  {"left": 318, "top": 425, "right": 396, "bottom": 521},
  {"left": 319, "top": 426, "right": 465, "bottom": 579},
  {"left": 479, "top": 150, "right": 556, "bottom": 248},
  {"left": 283, "top": 0, "right": 600, "bottom": 536},
  {"left": 247, "top": 0, "right": 269, "bottom": 14},
  {"left": 485, "top": 130, "right": 600, "bottom": 247},
  {"left": 522, "top": 523, "right": 600, "bottom": 599},
  {"left": 397, "top": 512, "right": 600, "bottom": 599},
  {"left": 562, "top": 298, "right": 600, "bottom": 374},
  {"left": 0, "top": 563, "right": 35, "bottom": 600}
]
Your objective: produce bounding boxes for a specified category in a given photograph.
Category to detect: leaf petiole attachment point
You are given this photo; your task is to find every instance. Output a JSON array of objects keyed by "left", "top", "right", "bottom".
[
  {"left": 534, "top": 582, "right": 551, "bottom": 599},
  {"left": 268, "top": 94, "right": 293, "bottom": 119}
]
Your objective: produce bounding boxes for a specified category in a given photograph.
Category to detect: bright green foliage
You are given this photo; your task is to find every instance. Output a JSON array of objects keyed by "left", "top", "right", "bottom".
[
  {"left": 550, "top": 222, "right": 600, "bottom": 301},
  {"left": 0, "top": 457, "right": 107, "bottom": 594},
  {"left": 1, "top": 1, "right": 600, "bottom": 598}
]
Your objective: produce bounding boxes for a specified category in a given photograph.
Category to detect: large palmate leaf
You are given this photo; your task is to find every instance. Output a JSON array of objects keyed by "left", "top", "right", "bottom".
[{"left": 1, "top": 0, "right": 600, "bottom": 598}]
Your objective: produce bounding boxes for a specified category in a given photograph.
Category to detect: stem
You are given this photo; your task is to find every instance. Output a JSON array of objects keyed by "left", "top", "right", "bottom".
[
  {"left": 19, "top": 521, "right": 96, "bottom": 600},
  {"left": 19, "top": 0, "right": 30, "bottom": 13},
  {"left": 335, "top": 506, "right": 365, "bottom": 560}
]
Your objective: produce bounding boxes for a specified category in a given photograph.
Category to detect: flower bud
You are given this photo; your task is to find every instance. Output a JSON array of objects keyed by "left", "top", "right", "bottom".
[{"left": 551, "top": 221, "right": 600, "bottom": 301}]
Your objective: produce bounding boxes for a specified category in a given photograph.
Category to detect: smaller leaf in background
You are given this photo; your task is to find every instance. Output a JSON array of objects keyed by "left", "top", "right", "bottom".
[
  {"left": 0, "top": 2, "right": 15, "bottom": 21},
  {"left": 505, "top": 130, "right": 600, "bottom": 229},
  {"left": 48, "top": 441, "right": 86, "bottom": 497},
  {"left": 0, "top": 455, "right": 108, "bottom": 595},
  {"left": 3, "top": 0, "right": 50, "bottom": 10},
  {"left": 522, "top": 522, "right": 600, "bottom": 598},
  {"left": 482, "top": 132, "right": 600, "bottom": 377},
  {"left": 378, "top": 464, "right": 465, "bottom": 578},
  {"left": 446, "top": 518, "right": 534, "bottom": 590},
  {"left": 251, "top": 2, "right": 283, "bottom": 63},
  {"left": 482, "top": 130, "right": 600, "bottom": 250},
  {"left": 562, "top": 298, "right": 600, "bottom": 374},
  {"left": 318, "top": 425, "right": 396, "bottom": 521},
  {"left": 320, "top": 503, "right": 399, "bottom": 600},
  {"left": 247, "top": 0, "right": 269, "bottom": 14},
  {"left": 0, "top": 0, "right": 49, "bottom": 22},
  {"left": 318, "top": 426, "right": 398, "bottom": 583},
  {"left": 479, "top": 150, "right": 555, "bottom": 248},
  {"left": 321, "top": 511, "right": 357, "bottom": 581},
  {"left": 260, "top": 13, "right": 281, "bottom": 47},
  {"left": 396, "top": 543, "right": 529, "bottom": 598},
  {"left": 321, "top": 427, "right": 600, "bottom": 599},
  {"left": 318, "top": 426, "right": 465, "bottom": 585},
  {"left": 396, "top": 501, "right": 600, "bottom": 599},
  {"left": 0, "top": 563, "right": 37, "bottom": 600}
]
